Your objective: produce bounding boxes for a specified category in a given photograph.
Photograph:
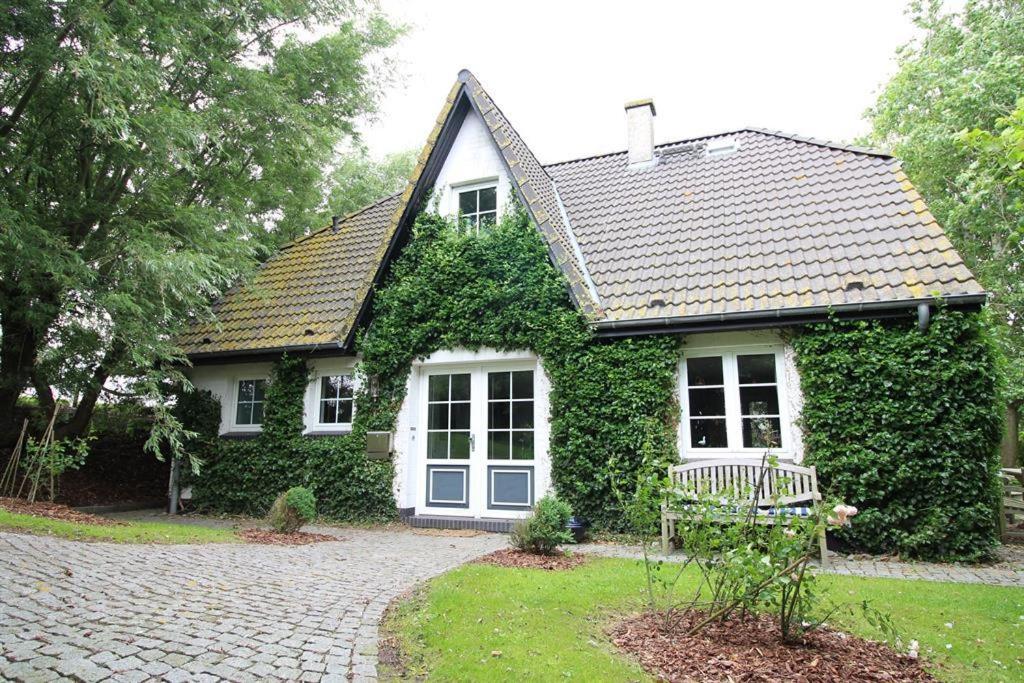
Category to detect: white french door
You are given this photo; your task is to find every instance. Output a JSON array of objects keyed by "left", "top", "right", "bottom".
[{"left": 416, "top": 360, "right": 540, "bottom": 518}]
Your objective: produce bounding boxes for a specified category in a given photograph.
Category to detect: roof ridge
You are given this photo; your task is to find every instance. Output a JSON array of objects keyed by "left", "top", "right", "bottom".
[
  {"left": 280, "top": 191, "right": 403, "bottom": 251},
  {"left": 742, "top": 127, "right": 892, "bottom": 159},
  {"left": 542, "top": 127, "right": 892, "bottom": 169}
]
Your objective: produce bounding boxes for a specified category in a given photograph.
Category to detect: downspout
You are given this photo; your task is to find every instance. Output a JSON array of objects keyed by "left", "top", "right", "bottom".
[{"left": 917, "top": 303, "right": 931, "bottom": 332}]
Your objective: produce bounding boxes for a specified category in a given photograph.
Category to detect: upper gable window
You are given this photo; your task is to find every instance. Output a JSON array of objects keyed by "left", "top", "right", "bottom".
[{"left": 458, "top": 185, "right": 497, "bottom": 232}]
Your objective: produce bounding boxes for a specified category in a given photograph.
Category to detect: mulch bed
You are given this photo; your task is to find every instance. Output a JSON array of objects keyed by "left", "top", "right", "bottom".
[
  {"left": 0, "top": 497, "right": 123, "bottom": 526},
  {"left": 475, "top": 548, "right": 587, "bottom": 570},
  {"left": 237, "top": 528, "right": 340, "bottom": 545},
  {"left": 610, "top": 610, "right": 935, "bottom": 682}
]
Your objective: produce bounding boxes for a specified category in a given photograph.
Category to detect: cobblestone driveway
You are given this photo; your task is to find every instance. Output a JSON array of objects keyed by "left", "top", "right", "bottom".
[{"left": 0, "top": 528, "right": 505, "bottom": 682}]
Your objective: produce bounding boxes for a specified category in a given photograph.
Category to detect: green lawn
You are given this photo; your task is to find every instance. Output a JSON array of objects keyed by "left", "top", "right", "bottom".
[
  {"left": 383, "top": 557, "right": 1024, "bottom": 682},
  {"left": 0, "top": 509, "right": 239, "bottom": 544}
]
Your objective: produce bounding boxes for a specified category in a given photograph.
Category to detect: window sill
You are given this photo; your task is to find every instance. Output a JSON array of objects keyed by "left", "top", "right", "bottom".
[{"left": 304, "top": 428, "right": 353, "bottom": 437}]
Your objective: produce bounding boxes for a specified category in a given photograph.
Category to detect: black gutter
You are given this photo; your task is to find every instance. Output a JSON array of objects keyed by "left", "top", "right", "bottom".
[
  {"left": 186, "top": 342, "right": 353, "bottom": 365},
  {"left": 593, "top": 294, "right": 987, "bottom": 338}
]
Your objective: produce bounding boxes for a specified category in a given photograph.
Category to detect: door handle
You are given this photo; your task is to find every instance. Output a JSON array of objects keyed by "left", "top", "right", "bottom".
[{"left": 470, "top": 433, "right": 476, "bottom": 452}]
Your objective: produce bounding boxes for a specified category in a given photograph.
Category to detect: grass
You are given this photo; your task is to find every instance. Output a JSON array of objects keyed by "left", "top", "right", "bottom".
[
  {"left": 0, "top": 509, "right": 239, "bottom": 544},
  {"left": 383, "top": 557, "right": 1024, "bottom": 682}
]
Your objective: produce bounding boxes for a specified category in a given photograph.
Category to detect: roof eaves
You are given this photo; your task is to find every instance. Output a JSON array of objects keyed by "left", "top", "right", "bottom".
[
  {"left": 592, "top": 293, "right": 988, "bottom": 337},
  {"left": 184, "top": 340, "right": 350, "bottom": 362}
]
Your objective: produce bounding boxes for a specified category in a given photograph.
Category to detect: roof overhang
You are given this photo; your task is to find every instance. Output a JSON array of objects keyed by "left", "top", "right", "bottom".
[
  {"left": 592, "top": 294, "right": 987, "bottom": 338},
  {"left": 186, "top": 342, "right": 353, "bottom": 365}
]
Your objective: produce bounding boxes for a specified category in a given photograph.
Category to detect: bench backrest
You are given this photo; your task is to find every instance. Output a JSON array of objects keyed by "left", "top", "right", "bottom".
[{"left": 669, "top": 458, "right": 821, "bottom": 507}]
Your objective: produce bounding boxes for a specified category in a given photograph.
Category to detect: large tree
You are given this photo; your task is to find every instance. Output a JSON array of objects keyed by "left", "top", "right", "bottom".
[
  {"left": 325, "top": 148, "right": 415, "bottom": 218},
  {"left": 0, "top": 1, "right": 399, "bottom": 442},
  {"left": 866, "top": 0, "right": 1024, "bottom": 455}
]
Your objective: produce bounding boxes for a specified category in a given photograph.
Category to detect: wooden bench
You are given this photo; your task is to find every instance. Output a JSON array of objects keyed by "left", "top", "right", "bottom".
[
  {"left": 660, "top": 458, "right": 828, "bottom": 567},
  {"left": 1000, "top": 468, "right": 1024, "bottom": 543}
]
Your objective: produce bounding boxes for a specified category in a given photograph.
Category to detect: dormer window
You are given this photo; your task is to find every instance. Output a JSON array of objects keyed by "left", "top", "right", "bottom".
[{"left": 458, "top": 184, "right": 497, "bottom": 232}]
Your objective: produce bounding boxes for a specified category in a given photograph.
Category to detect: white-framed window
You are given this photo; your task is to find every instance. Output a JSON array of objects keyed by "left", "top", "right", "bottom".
[
  {"left": 318, "top": 374, "right": 354, "bottom": 426},
  {"left": 234, "top": 379, "right": 267, "bottom": 427},
  {"left": 681, "top": 347, "right": 789, "bottom": 457},
  {"left": 457, "top": 183, "right": 497, "bottom": 232}
]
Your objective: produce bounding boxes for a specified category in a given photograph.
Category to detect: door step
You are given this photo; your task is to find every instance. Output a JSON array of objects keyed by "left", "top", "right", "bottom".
[{"left": 405, "top": 514, "right": 514, "bottom": 533}]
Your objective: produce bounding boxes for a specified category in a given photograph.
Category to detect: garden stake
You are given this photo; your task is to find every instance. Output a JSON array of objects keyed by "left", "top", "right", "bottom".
[{"left": 0, "top": 418, "right": 28, "bottom": 497}]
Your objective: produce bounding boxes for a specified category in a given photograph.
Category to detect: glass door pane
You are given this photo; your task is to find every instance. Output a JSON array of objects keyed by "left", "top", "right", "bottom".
[
  {"left": 426, "top": 373, "right": 471, "bottom": 459},
  {"left": 487, "top": 370, "right": 534, "bottom": 460}
]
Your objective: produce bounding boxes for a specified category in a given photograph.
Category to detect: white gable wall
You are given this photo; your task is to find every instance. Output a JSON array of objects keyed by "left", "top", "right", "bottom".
[{"left": 432, "top": 109, "right": 513, "bottom": 220}]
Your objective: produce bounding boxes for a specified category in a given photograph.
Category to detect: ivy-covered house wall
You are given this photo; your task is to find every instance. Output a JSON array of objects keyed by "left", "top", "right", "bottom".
[
  {"left": 183, "top": 208, "right": 681, "bottom": 529},
  {"left": 180, "top": 207, "right": 1003, "bottom": 560},
  {"left": 792, "top": 311, "right": 1004, "bottom": 561}
]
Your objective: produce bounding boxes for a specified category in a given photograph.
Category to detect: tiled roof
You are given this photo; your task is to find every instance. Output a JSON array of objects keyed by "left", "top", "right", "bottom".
[
  {"left": 177, "top": 194, "right": 400, "bottom": 356},
  {"left": 547, "top": 129, "right": 983, "bottom": 326},
  {"left": 178, "top": 73, "right": 984, "bottom": 357}
]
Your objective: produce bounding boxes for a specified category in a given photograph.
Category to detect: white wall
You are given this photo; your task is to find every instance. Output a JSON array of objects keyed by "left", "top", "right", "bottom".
[
  {"left": 187, "top": 356, "right": 357, "bottom": 436},
  {"left": 432, "top": 109, "right": 513, "bottom": 219}
]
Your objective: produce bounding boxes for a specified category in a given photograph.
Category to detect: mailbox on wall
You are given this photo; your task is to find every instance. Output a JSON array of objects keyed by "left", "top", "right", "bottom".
[{"left": 366, "top": 431, "right": 393, "bottom": 460}]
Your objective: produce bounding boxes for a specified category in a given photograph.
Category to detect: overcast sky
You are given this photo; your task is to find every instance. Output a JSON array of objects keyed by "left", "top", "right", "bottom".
[{"left": 356, "top": 0, "right": 940, "bottom": 164}]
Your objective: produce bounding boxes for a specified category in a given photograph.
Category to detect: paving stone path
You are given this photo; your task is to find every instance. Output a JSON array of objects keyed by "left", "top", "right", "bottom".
[
  {"left": 577, "top": 542, "right": 1024, "bottom": 587},
  {"left": 0, "top": 529, "right": 505, "bottom": 682}
]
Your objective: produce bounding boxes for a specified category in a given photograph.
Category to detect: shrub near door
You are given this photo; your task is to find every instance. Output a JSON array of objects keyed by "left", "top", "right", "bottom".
[{"left": 269, "top": 486, "right": 316, "bottom": 534}]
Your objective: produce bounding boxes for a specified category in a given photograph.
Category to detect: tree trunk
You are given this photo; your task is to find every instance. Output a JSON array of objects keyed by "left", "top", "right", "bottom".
[
  {"left": 0, "top": 307, "right": 40, "bottom": 445},
  {"left": 168, "top": 457, "right": 181, "bottom": 515},
  {"left": 1002, "top": 403, "right": 1020, "bottom": 468},
  {"left": 55, "top": 342, "right": 125, "bottom": 440}
]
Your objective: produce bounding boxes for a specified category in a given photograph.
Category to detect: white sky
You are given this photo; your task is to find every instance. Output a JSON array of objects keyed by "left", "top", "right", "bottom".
[{"left": 357, "top": 0, "right": 937, "bottom": 164}]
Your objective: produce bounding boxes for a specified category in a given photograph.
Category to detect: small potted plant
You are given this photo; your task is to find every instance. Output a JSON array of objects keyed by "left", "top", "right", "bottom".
[{"left": 566, "top": 515, "right": 588, "bottom": 543}]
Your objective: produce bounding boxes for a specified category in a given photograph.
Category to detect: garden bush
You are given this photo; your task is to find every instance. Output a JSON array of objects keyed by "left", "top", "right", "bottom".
[
  {"left": 792, "top": 310, "right": 1003, "bottom": 561},
  {"left": 268, "top": 486, "right": 317, "bottom": 533},
  {"left": 509, "top": 494, "right": 574, "bottom": 555}
]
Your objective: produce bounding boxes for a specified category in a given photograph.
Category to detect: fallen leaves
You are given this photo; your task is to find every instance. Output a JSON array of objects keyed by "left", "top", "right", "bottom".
[
  {"left": 474, "top": 548, "right": 587, "bottom": 571},
  {"left": 609, "top": 610, "right": 936, "bottom": 682},
  {"left": 237, "top": 529, "right": 339, "bottom": 545},
  {"left": 0, "top": 497, "right": 122, "bottom": 526}
]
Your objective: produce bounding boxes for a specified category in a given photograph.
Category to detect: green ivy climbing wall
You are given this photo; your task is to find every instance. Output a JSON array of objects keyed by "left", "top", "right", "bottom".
[
  {"left": 792, "top": 310, "right": 1003, "bottom": 561},
  {"left": 183, "top": 205, "right": 1002, "bottom": 559},
  {"left": 186, "top": 207, "right": 681, "bottom": 528}
]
